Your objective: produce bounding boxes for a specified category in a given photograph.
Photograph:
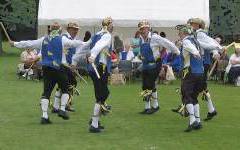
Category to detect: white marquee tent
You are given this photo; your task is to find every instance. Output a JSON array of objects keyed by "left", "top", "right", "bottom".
[{"left": 38, "top": 0, "right": 209, "bottom": 40}]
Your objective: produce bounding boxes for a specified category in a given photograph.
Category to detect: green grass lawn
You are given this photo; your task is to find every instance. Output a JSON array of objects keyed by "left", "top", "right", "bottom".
[{"left": 0, "top": 43, "right": 240, "bottom": 150}]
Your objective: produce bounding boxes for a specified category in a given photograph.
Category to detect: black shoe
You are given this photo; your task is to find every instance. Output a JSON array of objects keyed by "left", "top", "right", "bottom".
[
  {"left": 139, "top": 109, "right": 154, "bottom": 115},
  {"left": 151, "top": 106, "right": 159, "bottom": 113},
  {"left": 89, "top": 125, "right": 101, "bottom": 133},
  {"left": 88, "top": 119, "right": 105, "bottom": 130},
  {"left": 184, "top": 121, "right": 199, "bottom": 132},
  {"left": 204, "top": 111, "right": 217, "bottom": 121},
  {"left": 194, "top": 122, "right": 202, "bottom": 130},
  {"left": 58, "top": 110, "right": 69, "bottom": 120},
  {"left": 139, "top": 109, "right": 150, "bottom": 114},
  {"left": 40, "top": 117, "right": 52, "bottom": 124},
  {"left": 52, "top": 108, "right": 59, "bottom": 113},
  {"left": 66, "top": 106, "right": 75, "bottom": 112}
]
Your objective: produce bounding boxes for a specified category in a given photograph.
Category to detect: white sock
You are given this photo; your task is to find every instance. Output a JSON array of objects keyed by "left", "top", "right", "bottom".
[
  {"left": 91, "top": 103, "right": 101, "bottom": 128},
  {"left": 53, "top": 90, "right": 61, "bottom": 110},
  {"left": 40, "top": 99, "right": 49, "bottom": 119},
  {"left": 186, "top": 104, "right": 195, "bottom": 125},
  {"left": 145, "top": 101, "right": 151, "bottom": 110},
  {"left": 151, "top": 91, "right": 159, "bottom": 108},
  {"left": 194, "top": 104, "right": 200, "bottom": 123},
  {"left": 60, "top": 93, "right": 69, "bottom": 111},
  {"left": 205, "top": 92, "right": 215, "bottom": 113}
]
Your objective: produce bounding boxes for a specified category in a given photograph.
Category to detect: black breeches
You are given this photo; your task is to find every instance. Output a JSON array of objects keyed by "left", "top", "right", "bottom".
[
  {"left": 89, "top": 64, "right": 109, "bottom": 104},
  {"left": 181, "top": 73, "right": 204, "bottom": 105},
  {"left": 41, "top": 66, "right": 69, "bottom": 99},
  {"left": 62, "top": 66, "right": 77, "bottom": 92},
  {"left": 142, "top": 67, "right": 159, "bottom": 92}
]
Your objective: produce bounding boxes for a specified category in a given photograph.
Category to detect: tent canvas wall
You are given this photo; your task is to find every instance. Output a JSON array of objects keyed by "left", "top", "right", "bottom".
[{"left": 38, "top": 0, "right": 209, "bottom": 41}]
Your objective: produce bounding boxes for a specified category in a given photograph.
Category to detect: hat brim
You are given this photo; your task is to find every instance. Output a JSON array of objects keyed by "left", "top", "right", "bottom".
[
  {"left": 139, "top": 25, "right": 150, "bottom": 29},
  {"left": 67, "top": 26, "right": 80, "bottom": 29}
]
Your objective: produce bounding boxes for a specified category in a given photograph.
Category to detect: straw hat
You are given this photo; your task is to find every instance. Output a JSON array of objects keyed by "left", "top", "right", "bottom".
[
  {"left": 102, "top": 17, "right": 113, "bottom": 27},
  {"left": 138, "top": 19, "right": 150, "bottom": 29},
  {"left": 67, "top": 22, "right": 79, "bottom": 29},
  {"left": 188, "top": 18, "right": 205, "bottom": 29}
]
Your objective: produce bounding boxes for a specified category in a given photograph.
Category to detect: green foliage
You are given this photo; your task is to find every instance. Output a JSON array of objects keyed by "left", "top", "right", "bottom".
[
  {"left": 0, "top": 43, "right": 240, "bottom": 150},
  {"left": 209, "top": 0, "right": 240, "bottom": 41},
  {"left": 0, "top": 0, "right": 37, "bottom": 28}
]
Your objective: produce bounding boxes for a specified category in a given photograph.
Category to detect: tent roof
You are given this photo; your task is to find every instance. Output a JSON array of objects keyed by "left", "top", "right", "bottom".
[{"left": 38, "top": 0, "right": 209, "bottom": 27}]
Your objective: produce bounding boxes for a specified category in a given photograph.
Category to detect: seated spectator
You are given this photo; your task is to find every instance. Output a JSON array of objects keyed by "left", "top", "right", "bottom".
[
  {"left": 216, "top": 52, "right": 229, "bottom": 82},
  {"left": 17, "top": 48, "right": 41, "bottom": 80},
  {"left": 114, "top": 35, "right": 124, "bottom": 53},
  {"left": 131, "top": 31, "right": 141, "bottom": 56},
  {"left": 227, "top": 43, "right": 240, "bottom": 85},
  {"left": 119, "top": 40, "right": 135, "bottom": 61},
  {"left": 158, "top": 50, "right": 169, "bottom": 83},
  {"left": 111, "top": 50, "right": 119, "bottom": 73}
]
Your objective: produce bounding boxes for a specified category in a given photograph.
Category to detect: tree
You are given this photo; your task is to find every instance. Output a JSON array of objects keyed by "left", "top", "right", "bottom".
[
  {"left": 0, "top": 27, "right": 4, "bottom": 55},
  {"left": 0, "top": 0, "right": 38, "bottom": 41}
]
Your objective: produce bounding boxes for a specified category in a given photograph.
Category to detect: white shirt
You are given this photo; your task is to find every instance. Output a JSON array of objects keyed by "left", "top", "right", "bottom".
[
  {"left": 14, "top": 35, "right": 86, "bottom": 65},
  {"left": 229, "top": 54, "right": 240, "bottom": 67},
  {"left": 119, "top": 50, "right": 135, "bottom": 61},
  {"left": 182, "top": 35, "right": 201, "bottom": 68},
  {"left": 62, "top": 32, "right": 75, "bottom": 64},
  {"left": 140, "top": 32, "right": 180, "bottom": 60},
  {"left": 63, "top": 32, "right": 75, "bottom": 40},
  {"left": 196, "top": 29, "right": 222, "bottom": 55},
  {"left": 72, "top": 40, "right": 91, "bottom": 66},
  {"left": 90, "top": 29, "right": 112, "bottom": 65}
]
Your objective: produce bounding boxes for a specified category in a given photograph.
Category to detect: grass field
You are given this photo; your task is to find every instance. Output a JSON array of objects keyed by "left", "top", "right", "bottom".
[{"left": 0, "top": 43, "right": 240, "bottom": 150}]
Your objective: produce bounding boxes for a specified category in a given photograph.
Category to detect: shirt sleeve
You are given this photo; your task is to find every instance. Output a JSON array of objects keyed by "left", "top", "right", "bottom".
[
  {"left": 90, "top": 33, "right": 111, "bottom": 59},
  {"left": 152, "top": 34, "right": 180, "bottom": 55},
  {"left": 182, "top": 39, "right": 200, "bottom": 56},
  {"left": 62, "top": 36, "right": 86, "bottom": 49},
  {"left": 197, "top": 32, "right": 223, "bottom": 51},
  {"left": 14, "top": 37, "right": 44, "bottom": 50}
]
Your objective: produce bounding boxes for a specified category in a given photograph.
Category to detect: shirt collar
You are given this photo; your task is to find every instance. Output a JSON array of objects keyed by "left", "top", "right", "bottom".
[
  {"left": 196, "top": 28, "right": 203, "bottom": 33},
  {"left": 183, "top": 35, "right": 191, "bottom": 41}
]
